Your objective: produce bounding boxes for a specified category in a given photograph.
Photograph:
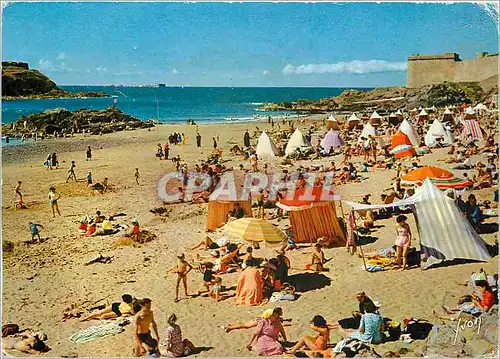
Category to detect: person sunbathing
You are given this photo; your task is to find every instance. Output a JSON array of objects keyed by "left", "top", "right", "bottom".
[
  {"left": 189, "top": 235, "right": 223, "bottom": 251},
  {"left": 80, "top": 294, "right": 138, "bottom": 321},
  {"left": 224, "top": 307, "right": 291, "bottom": 333},
  {"left": 306, "top": 244, "right": 326, "bottom": 272},
  {"left": 361, "top": 246, "right": 397, "bottom": 260},
  {"left": 433, "top": 281, "right": 495, "bottom": 320},
  {"left": 473, "top": 168, "right": 493, "bottom": 189},
  {"left": 2, "top": 333, "right": 49, "bottom": 354}
]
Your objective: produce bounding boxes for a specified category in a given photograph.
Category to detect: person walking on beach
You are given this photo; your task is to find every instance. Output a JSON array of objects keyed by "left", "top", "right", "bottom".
[
  {"left": 135, "top": 168, "right": 140, "bottom": 185},
  {"left": 244, "top": 130, "right": 251, "bottom": 148},
  {"left": 14, "top": 181, "right": 23, "bottom": 201},
  {"left": 212, "top": 137, "right": 218, "bottom": 149},
  {"left": 86, "top": 146, "right": 92, "bottom": 161},
  {"left": 66, "top": 161, "right": 77, "bottom": 182},
  {"left": 48, "top": 186, "right": 61, "bottom": 218},
  {"left": 196, "top": 133, "right": 202, "bottom": 148},
  {"left": 134, "top": 298, "right": 160, "bottom": 357}
]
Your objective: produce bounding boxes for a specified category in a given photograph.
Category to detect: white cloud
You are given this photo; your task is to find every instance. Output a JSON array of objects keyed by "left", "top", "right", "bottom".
[
  {"left": 39, "top": 59, "right": 54, "bottom": 71},
  {"left": 263, "top": 70, "right": 270, "bottom": 76},
  {"left": 283, "top": 60, "right": 407, "bottom": 75},
  {"left": 56, "top": 52, "right": 68, "bottom": 61},
  {"left": 38, "top": 58, "right": 75, "bottom": 73},
  {"left": 96, "top": 66, "right": 108, "bottom": 72},
  {"left": 171, "top": 68, "right": 179, "bottom": 74}
]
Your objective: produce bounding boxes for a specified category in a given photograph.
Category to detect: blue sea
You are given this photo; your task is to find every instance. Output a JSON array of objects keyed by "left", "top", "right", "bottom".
[{"left": 2, "top": 86, "right": 370, "bottom": 146}]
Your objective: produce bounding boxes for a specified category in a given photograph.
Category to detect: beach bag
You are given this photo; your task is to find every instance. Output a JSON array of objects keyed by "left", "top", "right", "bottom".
[
  {"left": 2, "top": 324, "right": 19, "bottom": 337},
  {"left": 402, "top": 318, "right": 433, "bottom": 340}
]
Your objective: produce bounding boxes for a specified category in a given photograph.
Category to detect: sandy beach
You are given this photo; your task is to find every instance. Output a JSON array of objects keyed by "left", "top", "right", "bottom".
[{"left": 2, "top": 114, "right": 497, "bottom": 357}]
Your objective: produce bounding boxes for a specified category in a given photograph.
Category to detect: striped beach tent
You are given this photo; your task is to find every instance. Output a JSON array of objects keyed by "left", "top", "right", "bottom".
[
  {"left": 461, "top": 119, "right": 483, "bottom": 140},
  {"left": 414, "top": 179, "right": 491, "bottom": 269},
  {"left": 390, "top": 131, "right": 416, "bottom": 159}
]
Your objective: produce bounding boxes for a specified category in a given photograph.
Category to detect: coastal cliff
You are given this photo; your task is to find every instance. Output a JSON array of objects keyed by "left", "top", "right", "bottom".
[
  {"left": 262, "top": 81, "right": 496, "bottom": 113},
  {"left": 2, "top": 106, "right": 155, "bottom": 136},
  {"left": 2, "top": 61, "right": 109, "bottom": 99}
]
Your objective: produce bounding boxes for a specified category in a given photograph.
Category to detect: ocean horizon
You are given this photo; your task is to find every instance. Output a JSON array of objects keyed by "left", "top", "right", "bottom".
[{"left": 2, "top": 86, "right": 372, "bottom": 126}]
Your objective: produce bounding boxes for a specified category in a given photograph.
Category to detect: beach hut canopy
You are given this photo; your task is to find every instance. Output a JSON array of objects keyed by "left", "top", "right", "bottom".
[
  {"left": 390, "top": 131, "right": 416, "bottom": 159},
  {"left": 443, "top": 108, "right": 453, "bottom": 115},
  {"left": 418, "top": 109, "right": 428, "bottom": 117},
  {"left": 395, "top": 109, "right": 403, "bottom": 116},
  {"left": 256, "top": 131, "right": 280, "bottom": 159},
  {"left": 370, "top": 111, "right": 382, "bottom": 120},
  {"left": 464, "top": 106, "right": 476, "bottom": 115},
  {"left": 348, "top": 113, "right": 360, "bottom": 122}
]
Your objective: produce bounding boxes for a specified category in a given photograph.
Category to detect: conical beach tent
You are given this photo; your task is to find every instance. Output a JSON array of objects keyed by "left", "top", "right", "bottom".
[
  {"left": 370, "top": 111, "right": 382, "bottom": 126},
  {"left": 357, "top": 122, "right": 382, "bottom": 147},
  {"left": 390, "top": 131, "right": 416, "bottom": 159},
  {"left": 424, "top": 119, "right": 453, "bottom": 147},
  {"left": 418, "top": 109, "right": 428, "bottom": 121},
  {"left": 442, "top": 107, "right": 454, "bottom": 123},
  {"left": 343, "top": 179, "right": 491, "bottom": 269},
  {"left": 326, "top": 115, "right": 340, "bottom": 130},
  {"left": 320, "top": 129, "right": 343, "bottom": 151},
  {"left": 285, "top": 129, "right": 307, "bottom": 155},
  {"left": 347, "top": 113, "right": 360, "bottom": 129},
  {"left": 256, "top": 131, "right": 280, "bottom": 159},
  {"left": 398, "top": 119, "right": 419, "bottom": 147},
  {"left": 414, "top": 179, "right": 491, "bottom": 269}
]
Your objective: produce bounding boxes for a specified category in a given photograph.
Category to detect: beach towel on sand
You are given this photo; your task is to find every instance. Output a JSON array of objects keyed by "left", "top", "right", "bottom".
[{"left": 69, "top": 319, "right": 128, "bottom": 343}]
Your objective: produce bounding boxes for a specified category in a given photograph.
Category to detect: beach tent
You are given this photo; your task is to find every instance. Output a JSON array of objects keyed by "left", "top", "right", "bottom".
[
  {"left": 395, "top": 109, "right": 403, "bottom": 117},
  {"left": 473, "top": 103, "right": 487, "bottom": 111},
  {"left": 370, "top": 111, "right": 382, "bottom": 126},
  {"left": 277, "top": 187, "right": 345, "bottom": 244},
  {"left": 418, "top": 109, "right": 429, "bottom": 121},
  {"left": 256, "top": 131, "right": 280, "bottom": 159},
  {"left": 320, "top": 129, "right": 344, "bottom": 151},
  {"left": 464, "top": 106, "right": 476, "bottom": 119},
  {"left": 347, "top": 113, "right": 360, "bottom": 129},
  {"left": 398, "top": 119, "right": 419, "bottom": 148},
  {"left": 442, "top": 107, "right": 454, "bottom": 123},
  {"left": 461, "top": 119, "right": 484, "bottom": 140},
  {"left": 424, "top": 119, "right": 453, "bottom": 147},
  {"left": 343, "top": 179, "right": 491, "bottom": 269},
  {"left": 357, "top": 122, "right": 383, "bottom": 148},
  {"left": 390, "top": 131, "right": 416, "bottom": 159},
  {"left": 409, "top": 108, "right": 418, "bottom": 115},
  {"left": 326, "top": 115, "right": 341, "bottom": 130},
  {"left": 285, "top": 129, "right": 308, "bottom": 156}
]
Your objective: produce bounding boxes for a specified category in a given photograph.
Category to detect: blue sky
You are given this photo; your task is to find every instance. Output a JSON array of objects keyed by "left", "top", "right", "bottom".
[{"left": 2, "top": 2, "right": 498, "bottom": 87}]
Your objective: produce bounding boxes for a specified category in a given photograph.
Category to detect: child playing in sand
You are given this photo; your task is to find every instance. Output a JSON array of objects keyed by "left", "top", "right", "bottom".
[
  {"left": 66, "top": 161, "right": 77, "bottom": 182},
  {"left": 197, "top": 262, "right": 215, "bottom": 295},
  {"left": 131, "top": 220, "right": 140, "bottom": 241},
  {"left": 211, "top": 277, "right": 224, "bottom": 302},
  {"left": 135, "top": 168, "right": 140, "bottom": 185},
  {"left": 29, "top": 222, "right": 43, "bottom": 242},
  {"left": 48, "top": 187, "right": 61, "bottom": 218},
  {"left": 169, "top": 253, "right": 193, "bottom": 302},
  {"left": 86, "top": 171, "right": 93, "bottom": 186}
]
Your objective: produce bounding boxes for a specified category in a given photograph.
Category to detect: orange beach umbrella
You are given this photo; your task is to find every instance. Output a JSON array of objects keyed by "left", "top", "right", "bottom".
[{"left": 402, "top": 166, "right": 453, "bottom": 182}]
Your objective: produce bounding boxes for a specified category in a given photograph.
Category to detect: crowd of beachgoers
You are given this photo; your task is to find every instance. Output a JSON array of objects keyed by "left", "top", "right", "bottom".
[{"left": 2, "top": 104, "right": 498, "bottom": 358}]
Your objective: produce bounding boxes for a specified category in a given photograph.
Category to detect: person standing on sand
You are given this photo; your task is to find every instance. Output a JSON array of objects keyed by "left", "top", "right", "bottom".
[
  {"left": 196, "top": 133, "right": 202, "bottom": 148},
  {"left": 244, "top": 130, "right": 251, "bottom": 148},
  {"left": 66, "top": 161, "right": 77, "bottom": 182},
  {"left": 135, "top": 168, "right": 140, "bottom": 185},
  {"left": 212, "top": 137, "right": 217, "bottom": 149},
  {"left": 48, "top": 186, "right": 61, "bottom": 218},
  {"left": 164, "top": 143, "right": 170, "bottom": 160},
  {"left": 86, "top": 146, "right": 92, "bottom": 161},
  {"left": 168, "top": 253, "right": 193, "bottom": 302},
  {"left": 134, "top": 298, "right": 160, "bottom": 357}
]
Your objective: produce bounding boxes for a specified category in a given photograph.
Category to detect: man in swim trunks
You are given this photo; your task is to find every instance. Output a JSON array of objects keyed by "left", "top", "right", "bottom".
[
  {"left": 170, "top": 253, "right": 193, "bottom": 302},
  {"left": 134, "top": 298, "right": 159, "bottom": 357}
]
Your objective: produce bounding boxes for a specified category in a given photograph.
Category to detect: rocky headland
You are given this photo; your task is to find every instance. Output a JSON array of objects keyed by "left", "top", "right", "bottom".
[
  {"left": 2, "top": 106, "right": 155, "bottom": 137},
  {"left": 2, "top": 61, "right": 109, "bottom": 100},
  {"left": 261, "top": 80, "right": 498, "bottom": 113}
]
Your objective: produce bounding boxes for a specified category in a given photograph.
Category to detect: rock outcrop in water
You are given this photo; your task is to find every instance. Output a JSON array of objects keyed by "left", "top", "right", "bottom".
[
  {"left": 2, "top": 61, "right": 109, "bottom": 99},
  {"left": 2, "top": 106, "right": 155, "bottom": 136},
  {"left": 261, "top": 81, "right": 496, "bottom": 113}
]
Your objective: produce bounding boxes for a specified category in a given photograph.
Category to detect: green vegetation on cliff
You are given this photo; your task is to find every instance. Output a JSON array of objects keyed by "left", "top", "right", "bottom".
[
  {"left": 2, "top": 61, "right": 109, "bottom": 99},
  {"left": 261, "top": 81, "right": 496, "bottom": 113}
]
